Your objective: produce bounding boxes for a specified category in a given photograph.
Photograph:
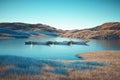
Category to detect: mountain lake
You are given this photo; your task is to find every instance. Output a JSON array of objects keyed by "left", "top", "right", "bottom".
[{"left": 0, "top": 37, "right": 120, "bottom": 60}]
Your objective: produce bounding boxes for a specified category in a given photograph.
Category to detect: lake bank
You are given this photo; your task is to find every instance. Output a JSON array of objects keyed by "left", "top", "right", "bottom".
[
  {"left": 0, "top": 50, "right": 119, "bottom": 80},
  {"left": 74, "top": 50, "right": 120, "bottom": 80}
]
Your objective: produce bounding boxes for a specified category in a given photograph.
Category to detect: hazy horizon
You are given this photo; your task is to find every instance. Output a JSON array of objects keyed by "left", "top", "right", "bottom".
[{"left": 0, "top": 0, "right": 120, "bottom": 30}]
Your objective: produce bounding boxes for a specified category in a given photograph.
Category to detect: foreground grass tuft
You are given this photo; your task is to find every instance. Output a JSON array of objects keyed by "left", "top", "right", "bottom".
[{"left": 0, "top": 55, "right": 107, "bottom": 79}]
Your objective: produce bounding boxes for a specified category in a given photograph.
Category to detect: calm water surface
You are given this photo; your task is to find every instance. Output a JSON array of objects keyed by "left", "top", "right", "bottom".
[{"left": 0, "top": 37, "right": 120, "bottom": 60}]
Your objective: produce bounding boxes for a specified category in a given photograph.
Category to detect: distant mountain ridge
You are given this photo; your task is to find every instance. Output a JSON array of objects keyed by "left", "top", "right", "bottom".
[
  {"left": 91, "top": 22, "right": 120, "bottom": 30},
  {"left": 0, "top": 22, "right": 63, "bottom": 39},
  {"left": 61, "top": 22, "right": 120, "bottom": 40},
  {"left": 0, "top": 22, "right": 120, "bottom": 40}
]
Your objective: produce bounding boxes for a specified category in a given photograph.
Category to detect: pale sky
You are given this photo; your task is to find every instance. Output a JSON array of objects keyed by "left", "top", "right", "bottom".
[{"left": 0, "top": 0, "right": 120, "bottom": 30}]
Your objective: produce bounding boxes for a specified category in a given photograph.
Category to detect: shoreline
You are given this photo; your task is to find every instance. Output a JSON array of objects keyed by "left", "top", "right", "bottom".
[
  {"left": 0, "top": 50, "right": 120, "bottom": 80},
  {"left": 72, "top": 50, "right": 120, "bottom": 80}
]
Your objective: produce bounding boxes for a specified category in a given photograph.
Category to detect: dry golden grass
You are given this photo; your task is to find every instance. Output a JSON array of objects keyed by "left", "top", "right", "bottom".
[
  {"left": 0, "top": 73, "right": 67, "bottom": 80},
  {"left": 0, "top": 50, "right": 120, "bottom": 80},
  {"left": 0, "top": 65, "right": 14, "bottom": 74},
  {"left": 61, "top": 29, "right": 120, "bottom": 39},
  {"left": 61, "top": 22, "right": 120, "bottom": 39},
  {"left": 74, "top": 50, "right": 120, "bottom": 80}
]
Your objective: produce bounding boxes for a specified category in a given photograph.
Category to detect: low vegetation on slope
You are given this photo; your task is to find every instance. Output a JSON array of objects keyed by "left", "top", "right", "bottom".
[
  {"left": 61, "top": 22, "right": 120, "bottom": 40},
  {"left": 0, "top": 22, "right": 63, "bottom": 39},
  {"left": 1, "top": 22, "right": 120, "bottom": 40}
]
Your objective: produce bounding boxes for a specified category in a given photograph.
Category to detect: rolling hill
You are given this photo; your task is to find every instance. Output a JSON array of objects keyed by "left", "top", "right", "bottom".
[
  {"left": 0, "top": 22, "right": 120, "bottom": 40},
  {"left": 0, "top": 22, "right": 63, "bottom": 39},
  {"left": 61, "top": 22, "right": 120, "bottom": 40}
]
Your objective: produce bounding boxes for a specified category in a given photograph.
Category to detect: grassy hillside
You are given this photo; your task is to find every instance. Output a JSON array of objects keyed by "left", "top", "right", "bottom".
[
  {"left": 61, "top": 22, "right": 120, "bottom": 40},
  {"left": 1, "top": 22, "right": 120, "bottom": 40},
  {"left": 0, "top": 22, "right": 63, "bottom": 39}
]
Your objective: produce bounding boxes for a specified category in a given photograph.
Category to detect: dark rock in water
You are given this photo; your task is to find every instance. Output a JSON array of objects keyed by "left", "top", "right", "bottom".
[
  {"left": 46, "top": 41, "right": 55, "bottom": 45},
  {"left": 25, "top": 41, "right": 89, "bottom": 46},
  {"left": 76, "top": 56, "right": 84, "bottom": 59}
]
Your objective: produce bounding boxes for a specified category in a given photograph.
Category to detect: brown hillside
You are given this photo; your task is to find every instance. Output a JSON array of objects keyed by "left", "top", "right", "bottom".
[{"left": 61, "top": 22, "right": 120, "bottom": 40}]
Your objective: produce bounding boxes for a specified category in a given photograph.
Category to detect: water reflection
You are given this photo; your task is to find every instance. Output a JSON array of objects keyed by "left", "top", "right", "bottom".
[
  {"left": 0, "top": 37, "right": 120, "bottom": 60},
  {"left": 30, "top": 44, "right": 33, "bottom": 48},
  {"left": 99, "top": 40, "right": 120, "bottom": 50}
]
